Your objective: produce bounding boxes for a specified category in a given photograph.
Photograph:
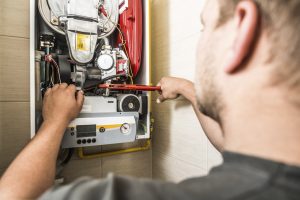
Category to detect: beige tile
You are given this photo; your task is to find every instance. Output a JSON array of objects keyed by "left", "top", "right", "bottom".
[
  {"left": 101, "top": 149, "right": 152, "bottom": 179},
  {"left": 152, "top": 100, "right": 208, "bottom": 164},
  {"left": 153, "top": 152, "right": 208, "bottom": 183},
  {"left": 0, "top": 102, "right": 30, "bottom": 174},
  {"left": 61, "top": 158, "right": 102, "bottom": 183},
  {"left": 0, "top": 0, "right": 30, "bottom": 38},
  {"left": 0, "top": 36, "right": 30, "bottom": 102}
]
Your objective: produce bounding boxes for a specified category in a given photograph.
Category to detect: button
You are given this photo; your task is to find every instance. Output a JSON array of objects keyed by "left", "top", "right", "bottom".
[
  {"left": 87, "top": 139, "right": 91, "bottom": 144},
  {"left": 82, "top": 139, "right": 87, "bottom": 144},
  {"left": 77, "top": 140, "right": 82, "bottom": 144},
  {"left": 92, "top": 138, "right": 96, "bottom": 143},
  {"left": 99, "top": 127, "right": 106, "bottom": 133}
]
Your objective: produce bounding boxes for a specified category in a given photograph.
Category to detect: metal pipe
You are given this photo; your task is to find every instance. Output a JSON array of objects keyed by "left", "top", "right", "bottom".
[
  {"left": 35, "top": 51, "right": 43, "bottom": 111},
  {"left": 77, "top": 139, "right": 151, "bottom": 159}
]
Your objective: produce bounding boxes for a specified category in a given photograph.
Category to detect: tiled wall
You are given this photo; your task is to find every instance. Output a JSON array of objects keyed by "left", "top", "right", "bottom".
[
  {"left": 151, "top": 0, "right": 223, "bottom": 182},
  {"left": 0, "top": 0, "right": 31, "bottom": 174}
]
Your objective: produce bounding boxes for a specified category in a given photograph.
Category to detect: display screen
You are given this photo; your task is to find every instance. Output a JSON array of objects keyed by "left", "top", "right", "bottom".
[{"left": 76, "top": 125, "right": 96, "bottom": 138}]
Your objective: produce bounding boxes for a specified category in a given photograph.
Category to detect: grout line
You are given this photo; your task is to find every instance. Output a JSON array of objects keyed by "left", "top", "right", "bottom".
[
  {"left": 0, "top": 34, "right": 29, "bottom": 40},
  {"left": 153, "top": 148, "right": 207, "bottom": 171},
  {"left": 0, "top": 101, "right": 30, "bottom": 103}
]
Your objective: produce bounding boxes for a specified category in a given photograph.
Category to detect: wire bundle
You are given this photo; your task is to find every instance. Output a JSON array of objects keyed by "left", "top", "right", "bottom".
[{"left": 45, "top": 54, "right": 62, "bottom": 85}]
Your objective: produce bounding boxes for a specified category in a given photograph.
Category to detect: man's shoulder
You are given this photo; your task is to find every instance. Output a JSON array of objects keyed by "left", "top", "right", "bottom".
[
  {"left": 39, "top": 153, "right": 300, "bottom": 200},
  {"left": 39, "top": 167, "right": 261, "bottom": 200}
]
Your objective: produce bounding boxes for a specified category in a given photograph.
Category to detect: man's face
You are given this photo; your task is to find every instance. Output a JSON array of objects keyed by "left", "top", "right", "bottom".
[{"left": 195, "top": 0, "right": 233, "bottom": 122}]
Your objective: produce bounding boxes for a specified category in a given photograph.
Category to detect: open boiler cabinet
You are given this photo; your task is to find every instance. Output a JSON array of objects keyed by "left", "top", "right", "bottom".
[{"left": 30, "top": 0, "right": 152, "bottom": 162}]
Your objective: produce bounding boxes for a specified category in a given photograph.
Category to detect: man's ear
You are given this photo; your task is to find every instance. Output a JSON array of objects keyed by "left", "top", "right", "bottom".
[{"left": 224, "top": 0, "right": 259, "bottom": 73}]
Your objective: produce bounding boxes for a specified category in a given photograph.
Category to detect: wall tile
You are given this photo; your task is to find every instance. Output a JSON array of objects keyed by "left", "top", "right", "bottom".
[
  {"left": 0, "top": 36, "right": 30, "bottom": 102},
  {"left": 0, "top": 0, "right": 30, "bottom": 38},
  {"left": 0, "top": 102, "right": 30, "bottom": 174}
]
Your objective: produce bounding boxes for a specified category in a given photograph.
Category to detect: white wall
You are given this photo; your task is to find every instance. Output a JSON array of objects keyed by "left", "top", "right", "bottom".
[{"left": 151, "top": 0, "right": 223, "bottom": 182}]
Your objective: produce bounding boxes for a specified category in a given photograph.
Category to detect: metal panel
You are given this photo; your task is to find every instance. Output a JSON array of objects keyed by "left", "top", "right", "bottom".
[{"left": 62, "top": 112, "right": 139, "bottom": 148}]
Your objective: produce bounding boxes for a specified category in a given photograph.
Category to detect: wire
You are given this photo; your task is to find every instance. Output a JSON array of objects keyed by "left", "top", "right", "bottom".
[
  {"left": 115, "top": 25, "right": 134, "bottom": 84},
  {"left": 45, "top": 54, "right": 62, "bottom": 84},
  {"left": 83, "top": 74, "right": 128, "bottom": 92},
  {"left": 104, "top": 10, "right": 134, "bottom": 84},
  {"left": 101, "top": 74, "right": 127, "bottom": 83},
  {"left": 61, "top": 148, "right": 74, "bottom": 165},
  {"left": 51, "top": 59, "right": 62, "bottom": 84},
  {"left": 98, "top": 1, "right": 118, "bottom": 37}
]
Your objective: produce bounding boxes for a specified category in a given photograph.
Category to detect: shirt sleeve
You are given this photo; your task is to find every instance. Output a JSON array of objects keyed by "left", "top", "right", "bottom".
[{"left": 38, "top": 174, "right": 193, "bottom": 200}]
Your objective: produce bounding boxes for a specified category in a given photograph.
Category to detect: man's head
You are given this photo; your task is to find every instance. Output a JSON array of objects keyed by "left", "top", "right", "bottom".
[{"left": 195, "top": 0, "right": 300, "bottom": 125}]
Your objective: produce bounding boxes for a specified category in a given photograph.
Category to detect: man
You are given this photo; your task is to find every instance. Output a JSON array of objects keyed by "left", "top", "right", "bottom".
[{"left": 0, "top": 0, "right": 300, "bottom": 199}]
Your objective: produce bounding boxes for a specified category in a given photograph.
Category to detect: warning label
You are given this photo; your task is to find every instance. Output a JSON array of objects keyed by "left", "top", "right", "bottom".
[{"left": 76, "top": 34, "right": 90, "bottom": 51}]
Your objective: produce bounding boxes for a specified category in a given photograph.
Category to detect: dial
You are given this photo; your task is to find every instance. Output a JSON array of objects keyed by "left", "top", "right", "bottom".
[
  {"left": 97, "top": 54, "right": 114, "bottom": 71},
  {"left": 120, "top": 123, "right": 131, "bottom": 135}
]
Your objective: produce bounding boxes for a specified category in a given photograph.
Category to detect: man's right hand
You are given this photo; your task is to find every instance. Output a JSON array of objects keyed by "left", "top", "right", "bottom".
[
  {"left": 156, "top": 77, "right": 194, "bottom": 103},
  {"left": 42, "top": 83, "right": 84, "bottom": 126}
]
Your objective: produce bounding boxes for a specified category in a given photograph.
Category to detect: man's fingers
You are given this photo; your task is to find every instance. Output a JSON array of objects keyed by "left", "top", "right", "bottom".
[
  {"left": 156, "top": 82, "right": 163, "bottom": 95},
  {"left": 44, "top": 88, "right": 52, "bottom": 96},
  {"left": 76, "top": 90, "right": 85, "bottom": 108},
  {"left": 67, "top": 84, "right": 76, "bottom": 93},
  {"left": 52, "top": 84, "right": 60, "bottom": 91},
  {"left": 59, "top": 83, "right": 68, "bottom": 89},
  {"left": 156, "top": 95, "right": 166, "bottom": 104}
]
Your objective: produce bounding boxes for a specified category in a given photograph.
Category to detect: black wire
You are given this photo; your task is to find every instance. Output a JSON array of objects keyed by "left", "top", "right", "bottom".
[
  {"left": 83, "top": 74, "right": 128, "bottom": 92},
  {"left": 60, "top": 148, "right": 74, "bottom": 166},
  {"left": 101, "top": 74, "right": 128, "bottom": 83}
]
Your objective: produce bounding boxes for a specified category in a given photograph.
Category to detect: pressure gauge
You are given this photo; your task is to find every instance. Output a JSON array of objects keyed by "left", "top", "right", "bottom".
[
  {"left": 120, "top": 123, "right": 131, "bottom": 135},
  {"left": 97, "top": 54, "right": 114, "bottom": 71}
]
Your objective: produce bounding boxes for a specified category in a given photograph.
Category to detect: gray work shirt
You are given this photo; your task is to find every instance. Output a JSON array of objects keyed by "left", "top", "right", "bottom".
[{"left": 39, "top": 152, "right": 300, "bottom": 200}]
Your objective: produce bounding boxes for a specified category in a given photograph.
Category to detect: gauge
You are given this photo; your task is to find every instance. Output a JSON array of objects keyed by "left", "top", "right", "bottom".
[
  {"left": 120, "top": 123, "right": 131, "bottom": 135},
  {"left": 97, "top": 54, "right": 114, "bottom": 71}
]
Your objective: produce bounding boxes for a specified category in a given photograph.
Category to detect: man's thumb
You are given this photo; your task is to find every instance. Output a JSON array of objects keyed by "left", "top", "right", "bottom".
[
  {"left": 156, "top": 95, "right": 165, "bottom": 104},
  {"left": 76, "top": 91, "right": 85, "bottom": 108}
]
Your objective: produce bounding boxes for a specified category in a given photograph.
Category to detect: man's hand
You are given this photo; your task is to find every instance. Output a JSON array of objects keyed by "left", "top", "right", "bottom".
[
  {"left": 43, "top": 83, "right": 84, "bottom": 126},
  {"left": 157, "top": 77, "right": 193, "bottom": 103}
]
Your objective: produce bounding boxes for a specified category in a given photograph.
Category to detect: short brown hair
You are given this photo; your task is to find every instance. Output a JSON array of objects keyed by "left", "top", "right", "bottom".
[{"left": 219, "top": 0, "right": 300, "bottom": 88}]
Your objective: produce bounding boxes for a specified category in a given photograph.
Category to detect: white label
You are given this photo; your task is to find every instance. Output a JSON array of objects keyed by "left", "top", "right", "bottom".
[{"left": 81, "top": 105, "right": 92, "bottom": 113}]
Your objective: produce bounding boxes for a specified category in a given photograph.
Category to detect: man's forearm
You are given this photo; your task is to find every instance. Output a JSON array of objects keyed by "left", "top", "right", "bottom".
[
  {"left": 0, "top": 120, "right": 67, "bottom": 199},
  {"left": 178, "top": 80, "right": 224, "bottom": 151},
  {"left": 192, "top": 107, "right": 224, "bottom": 151}
]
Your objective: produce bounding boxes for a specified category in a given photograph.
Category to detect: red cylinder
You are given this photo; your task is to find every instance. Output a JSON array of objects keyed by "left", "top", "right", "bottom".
[{"left": 118, "top": 0, "right": 143, "bottom": 78}]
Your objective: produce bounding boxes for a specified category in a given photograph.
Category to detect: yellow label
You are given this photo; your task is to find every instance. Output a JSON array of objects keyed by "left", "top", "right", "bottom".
[
  {"left": 96, "top": 124, "right": 123, "bottom": 130},
  {"left": 76, "top": 33, "right": 90, "bottom": 51}
]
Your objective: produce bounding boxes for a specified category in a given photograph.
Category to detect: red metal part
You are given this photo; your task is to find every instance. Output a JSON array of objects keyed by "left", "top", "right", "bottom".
[
  {"left": 118, "top": 0, "right": 143, "bottom": 78},
  {"left": 99, "top": 84, "right": 161, "bottom": 92}
]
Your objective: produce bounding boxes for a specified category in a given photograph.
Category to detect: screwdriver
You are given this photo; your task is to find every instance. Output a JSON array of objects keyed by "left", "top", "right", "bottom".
[{"left": 98, "top": 84, "right": 162, "bottom": 92}]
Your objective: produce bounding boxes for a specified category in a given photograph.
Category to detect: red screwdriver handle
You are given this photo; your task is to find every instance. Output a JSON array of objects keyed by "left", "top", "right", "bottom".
[{"left": 98, "top": 84, "right": 162, "bottom": 92}]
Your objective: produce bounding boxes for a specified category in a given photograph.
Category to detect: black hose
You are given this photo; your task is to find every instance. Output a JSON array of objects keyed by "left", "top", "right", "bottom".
[{"left": 61, "top": 148, "right": 74, "bottom": 166}]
